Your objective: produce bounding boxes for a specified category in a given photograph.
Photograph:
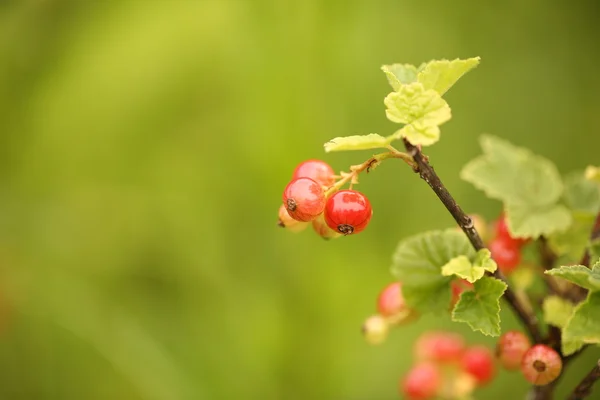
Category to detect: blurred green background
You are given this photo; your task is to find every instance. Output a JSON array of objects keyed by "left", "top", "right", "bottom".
[{"left": 0, "top": 0, "right": 599, "bottom": 399}]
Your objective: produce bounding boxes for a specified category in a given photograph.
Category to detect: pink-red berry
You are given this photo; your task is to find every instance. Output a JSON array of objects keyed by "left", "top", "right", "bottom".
[
  {"left": 292, "top": 159, "right": 335, "bottom": 187},
  {"left": 461, "top": 345, "right": 496, "bottom": 385},
  {"left": 377, "top": 282, "right": 405, "bottom": 317},
  {"left": 521, "top": 344, "right": 562, "bottom": 386},
  {"left": 496, "top": 330, "right": 531, "bottom": 371},
  {"left": 311, "top": 213, "right": 342, "bottom": 240},
  {"left": 401, "top": 362, "right": 442, "bottom": 400},
  {"left": 495, "top": 213, "right": 528, "bottom": 248},
  {"left": 489, "top": 237, "right": 521, "bottom": 274},
  {"left": 361, "top": 314, "right": 389, "bottom": 345},
  {"left": 415, "top": 331, "right": 465, "bottom": 363},
  {"left": 324, "top": 190, "right": 372, "bottom": 235},
  {"left": 277, "top": 205, "right": 309, "bottom": 232},
  {"left": 283, "top": 177, "right": 326, "bottom": 222}
]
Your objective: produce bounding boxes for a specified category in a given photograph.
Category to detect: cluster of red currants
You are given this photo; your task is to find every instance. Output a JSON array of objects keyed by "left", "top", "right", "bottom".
[
  {"left": 487, "top": 213, "right": 529, "bottom": 275},
  {"left": 402, "top": 331, "right": 495, "bottom": 399},
  {"left": 278, "top": 160, "right": 373, "bottom": 239},
  {"left": 364, "top": 282, "right": 563, "bottom": 399}
]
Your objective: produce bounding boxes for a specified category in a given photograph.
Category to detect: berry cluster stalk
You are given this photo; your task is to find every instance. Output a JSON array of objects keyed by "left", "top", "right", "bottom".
[
  {"left": 402, "top": 139, "right": 543, "bottom": 343},
  {"left": 402, "top": 139, "right": 600, "bottom": 400}
]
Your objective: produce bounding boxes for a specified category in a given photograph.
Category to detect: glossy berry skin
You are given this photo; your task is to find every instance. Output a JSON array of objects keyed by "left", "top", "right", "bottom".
[
  {"left": 401, "top": 362, "right": 442, "bottom": 400},
  {"left": 277, "top": 205, "right": 309, "bottom": 233},
  {"left": 324, "top": 190, "right": 372, "bottom": 235},
  {"left": 415, "top": 331, "right": 465, "bottom": 363},
  {"left": 495, "top": 214, "right": 528, "bottom": 248},
  {"left": 292, "top": 159, "right": 335, "bottom": 187},
  {"left": 311, "top": 213, "right": 341, "bottom": 240},
  {"left": 489, "top": 237, "right": 521, "bottom": 274},
  {"left": 361, "top": 314, "right": 389, "bottom": 345},
  {"left": 461, "top": 346, "right": 496, "bottom": 385},
  {"left": 283, "top": 177, "right": 326, "bottom": 222},
  {"left": 496, "top": 330, "right": 531, "bottom": 371},
  {"left": 521, "top": 345, "right": 562, "bottom": 386}
]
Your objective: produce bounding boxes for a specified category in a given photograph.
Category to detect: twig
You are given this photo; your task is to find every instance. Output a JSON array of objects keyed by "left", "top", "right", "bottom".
[
  {"left": 403, "top": 139, "right": 543, "bottom": 343},
  {"left": 567, "top": 359, "right": 600, "bottom": 400},
  {"left": 579, "top": 211, "right": 600, "bottom": 267}
]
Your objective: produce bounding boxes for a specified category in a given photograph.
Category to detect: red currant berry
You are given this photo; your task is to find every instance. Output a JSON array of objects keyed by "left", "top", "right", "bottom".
[
  {"left": 377, "top": 282, "right": 405, "bottom": 317},
  {"left": 292, "top": 159, "right": 335, "bottom": 187},
  {"left": 277, "top": 205, "right": 309, "bottom": 232},
  {"left": 496, "top": 330, "right": 531, "bottom": 371},
  {"left": 415, "top": 331, "right": 465, "bottom": 363},
  {"left": 489, "top": 237, "right": 521, "bottom": 274},
  {"left": 495, "top": 213, "right": 528, "bottom": 248},
  {"left": 461, "top": 345, "right": 496, "bottom": 385},
  {"left": 283, "top": 177, "right": 326, "bottom": 222},
  {"left": 401, "top": 362, "right": 442, "bottom": 400},
  {"left": 521, "top": 344, "right": 562, "bottom": 385},
  {"left": 311, "top": 213, "right": 342, "bottom": 240},
  {"left": 361, "top": 314, "right": 389, "bottom": 345},
  {"left": 324, "top": 190, "right": 372, "bottom": 235}
]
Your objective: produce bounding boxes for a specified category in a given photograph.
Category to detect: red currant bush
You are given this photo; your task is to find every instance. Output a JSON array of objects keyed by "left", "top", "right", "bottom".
[
  {"left": 324, "top": 190, "right": 372, "bottom": 235},
  {"left": 496, "top": 330, "right": 531, "bottom": 371},
  {"left": 401, "top": 362, "right": 442, "bottom": 400},
  {"left": 361, "top": 314, "right": 389, "bottom": 345},
  {"left": 521, "top": 344, "right": 562, "bottom": 386},
  {"left": 415, "top": 331, "right": 465, "bottom": 363},
  {"left": 461, "top": 345, "right": 496, "bottom": 385},
  {"left": 282, "top": 177, "right": 326, "bottom": 222},
  {"left": 277, "top": 205, "right": 309, "bottom": 232},
  {"left": 489, "top": 237, "right": 521, "bottom": 275},
  {"left": 292, "top": 159, "right": 335, "bottom": 187}
]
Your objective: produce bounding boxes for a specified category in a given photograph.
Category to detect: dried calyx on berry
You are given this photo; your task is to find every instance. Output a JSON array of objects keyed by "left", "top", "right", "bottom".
[{"left": 521, "top": 344, "right": 562, "bottom": 386}]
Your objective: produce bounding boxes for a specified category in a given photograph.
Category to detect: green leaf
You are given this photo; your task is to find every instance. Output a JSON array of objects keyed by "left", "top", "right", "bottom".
[
  {"left": 441, "top": 249, "right": 497, "bottom": 283},
  {"left": 542, "top": 295, "right": 575, "bottom": 328},
  {"left": 564, "top": 171, "right": 600, "bottom": 214},
  {"left": 381, "top": 64, "right": 418, "bottom": 91},
  {"left": 391, "top": 229, "right": 474, "bottom": 313},
  {"left": 451, "top": 277, "right": 507, "bottom": 336},
  {"left": 549, "top": 211, "right": 596, "bottom": 260},
  {"left": 461, "top": 135, "right": 570, "bottom": 238},
  {"left": 384, "top": 82, "right": 451, "bottom": 146},
  {"left": 417, "top": 57, "right": 480, "bottom": 96},
  {"left": 324, "top": 133, "right": 389, "bottom": 153},
  {"left": 545, "top": 261, "right": 600, "bottom": 292},
  {"left": 562, "top": 291, "right": 600, "bottom": 354},
  {"left": 505, "top": 202, "right": 572, "bottom": 239}
]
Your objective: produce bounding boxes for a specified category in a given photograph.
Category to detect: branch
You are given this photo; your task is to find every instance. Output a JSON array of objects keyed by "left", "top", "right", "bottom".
[
  {"left": 567, "top": 359, "right": 600, "bottom": 400},
  {"left": 580, "top": 211, "right": 600, "bottom": 267},
  {"left": 403, "top": 139, "right": 543, "bottom": 343}
]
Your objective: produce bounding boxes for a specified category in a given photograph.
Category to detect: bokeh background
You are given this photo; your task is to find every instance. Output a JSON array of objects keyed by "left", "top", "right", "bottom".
[{"left": 0, "top": 0, "right": 599, "bottom": 399}]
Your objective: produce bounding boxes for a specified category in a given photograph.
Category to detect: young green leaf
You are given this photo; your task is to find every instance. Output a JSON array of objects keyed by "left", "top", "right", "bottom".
[
  {"left": 545, "top": 261, "right": 600, "bottom": 292},
  {"left": 461, "top": 135, "right": 571, "bottom": 237},
  {"left": 381, "top": 63, "right": 419, "bottom": 91},
  {"left": 384, "top": 82, "right": 451, "bottom": 146},
  {"left": 391, "top": 229, "right": 474, "bottom": 313},
  {"left": 417, "top": 57, "right": 480, "bottom": 96},
  {"left": 441, "top": 249, "right": 497, "bottom": 283},
  {"left": 562, "top": 291, "right": 600, "bottom": 355},
  {"left": 324, "top": 133, "right": 389, "bottom": 153},
  {"left": 451, "top": 277, "right": 507, "bottom": 336}
]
